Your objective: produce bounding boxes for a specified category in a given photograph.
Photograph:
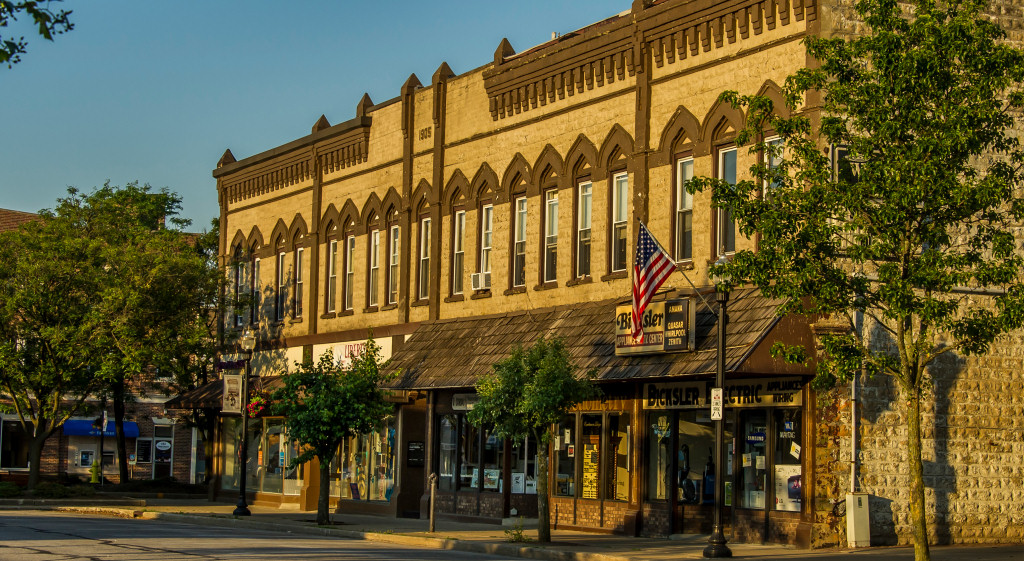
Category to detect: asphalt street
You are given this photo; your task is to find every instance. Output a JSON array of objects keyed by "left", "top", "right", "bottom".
[{"left": 0, "top": 510, "right": 522, "bottom": 561}]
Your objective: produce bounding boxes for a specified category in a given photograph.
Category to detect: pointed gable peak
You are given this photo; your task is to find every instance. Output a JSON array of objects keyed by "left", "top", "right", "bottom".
[
  {"left": 356, "top": 93, "right": 374, "bottom": 117},
  {"left": 433, "top": 62, "right": 455, "bottom": 85},
  {"left": 312, "top": 114, "right": 331, "bottom": 133},
  {"left": 401, "top": 73, "right": 422, "bottom": 94},
  {"left": 217, "top": 149, "right": 236, "bottom": 168},
  {"left": 494, "top": 38, "right": 515, "bottom": 65}
]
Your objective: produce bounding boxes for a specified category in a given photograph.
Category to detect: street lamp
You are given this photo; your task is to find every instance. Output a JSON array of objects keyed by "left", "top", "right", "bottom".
[
  {"left": 704, "top": 257, "right": 732, "bottom": 558},
  {"left": 233, "top": 328, "right": 256, "bottom": 517}
]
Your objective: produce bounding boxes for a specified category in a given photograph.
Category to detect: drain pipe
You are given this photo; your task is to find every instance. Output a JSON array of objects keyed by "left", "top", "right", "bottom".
[{"left": 851, "top": 309, "right": 861, "bottom": 494}]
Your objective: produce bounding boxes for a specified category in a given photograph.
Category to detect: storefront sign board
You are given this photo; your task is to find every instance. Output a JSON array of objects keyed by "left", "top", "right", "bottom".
[
  {"left": 222, "top": 373, "right": 243, "bottom": 415},
  {"left": 452, "top": 393, "right": 479, "bottom": 411},
  {"left": 614, "top": 299, "right": 696, "bottom": 355},
  {"left": 643, "top": 378, "right": 804, "bottom": 409}
]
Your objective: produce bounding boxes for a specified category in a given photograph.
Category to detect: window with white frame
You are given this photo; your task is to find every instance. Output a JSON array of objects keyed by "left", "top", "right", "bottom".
[
  {"left": 611, "top": 172, "right": 629, "bottom": 272},
  {"left": 418, "top": 218, "right": 431, "bottom": 300},
  {"left": 276, "top": 251, "right": 286, "bottom": 321},
  {"left": 388, "top": 225, "right": 400, "bottom": 304},
  {"left": 717, "top": 147, "right": 737, "bottom": 257},
  {"left": 250, "top": 256, "right": 260, "bottom": 324},
  {"left": 577, "top": 181, "right": 592, "bottom": 278},
  {"left": 452, "top": 210, "right": 465, "bottom": 295},
  {"left": 512, "top": 197, "right": 527, "bottom": 287},
  {"left": 764, "top": 136, "right": 784, "bottom": 196},
  {"left": 294, "top": 247, "right": 304, "bottom": 318},
  {"left": 368, "top": 229, "right": 380, "bottom": 307},
  {"left": 326, "top": 240, "right": 338, "bottom": 313},
  {"left": 344, "top": 235, "right": 355, "bottom": 311},
  {"left": 544, "top": 190, "right": 558, "bottom": 283},
  {"left": 480, "top": 204, "right": 493, "bottom": 276},
  {"left": 676, "top": 158, "right": 694, "bottom": 261},
  {"left": 233, "top": 248, "right": 245, "bottom": 327}
]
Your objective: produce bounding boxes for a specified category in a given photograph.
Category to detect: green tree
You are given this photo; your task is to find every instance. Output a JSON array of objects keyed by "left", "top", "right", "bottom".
[
  {"left": 54, "top": 182, "right": 217, "bottom": 483},
  {"left": 689, "top": 0, "right": 1024, "bottom": 558},
  {"left": 467, "top": 337, "right": 598, "bottom": 543},
  {"left": 0, "top": 207, "right": 103, "bottom": 489},
  {"left": 1, "top": 0, "right": 74, "bottom": 67},
  {"left": 271, "top": 338, "right": 395, "bottom": 525}
]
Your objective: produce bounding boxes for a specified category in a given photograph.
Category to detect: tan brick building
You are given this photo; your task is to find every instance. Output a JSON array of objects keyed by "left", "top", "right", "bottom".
[{"left": 206, "top": 0, "right": 1024, "bottom": 548}]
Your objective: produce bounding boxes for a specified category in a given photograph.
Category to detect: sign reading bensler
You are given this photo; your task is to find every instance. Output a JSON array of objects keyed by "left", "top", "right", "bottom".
[{"left": 614, "top": 299, "right": 695, "bottom": 355}]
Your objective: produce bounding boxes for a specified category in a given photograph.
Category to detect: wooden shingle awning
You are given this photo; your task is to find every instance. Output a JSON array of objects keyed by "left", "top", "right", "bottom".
[{"left": 385, "top": 287, "right": 816, "bottom": 390}]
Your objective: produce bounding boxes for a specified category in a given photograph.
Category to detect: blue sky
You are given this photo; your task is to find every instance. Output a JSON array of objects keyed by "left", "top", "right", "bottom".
[{"left": 1, "top": 0, "right": 628, "bottom": 231}]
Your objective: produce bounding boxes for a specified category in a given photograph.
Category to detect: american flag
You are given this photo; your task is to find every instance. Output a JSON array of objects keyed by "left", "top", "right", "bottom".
[{"left": 632, "top": 221, "right": 675, "bottom": 343}]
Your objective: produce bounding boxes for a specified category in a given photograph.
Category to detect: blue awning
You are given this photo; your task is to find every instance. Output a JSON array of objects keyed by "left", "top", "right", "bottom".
[{"left": 62, "top": 420, "right": 140, "bottom": 438}]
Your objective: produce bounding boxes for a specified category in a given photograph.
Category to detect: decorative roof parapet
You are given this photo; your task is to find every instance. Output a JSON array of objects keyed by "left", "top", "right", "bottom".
[{"left": 482, "top": 0, "right": 815, "bottom": 121}]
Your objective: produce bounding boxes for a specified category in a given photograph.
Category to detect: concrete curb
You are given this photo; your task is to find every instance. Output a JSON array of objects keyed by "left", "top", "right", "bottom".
[
  {"left": 45, "top": 507, "right": 637, "bottom": 561},
  {"left": 0, "top": 498, "right": 147, "bottom": 507}
]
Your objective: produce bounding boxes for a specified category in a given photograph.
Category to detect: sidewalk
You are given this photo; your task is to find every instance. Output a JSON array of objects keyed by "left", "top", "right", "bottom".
[{"left": 2, "top": 497, "right": 1021, "bottom": 561}]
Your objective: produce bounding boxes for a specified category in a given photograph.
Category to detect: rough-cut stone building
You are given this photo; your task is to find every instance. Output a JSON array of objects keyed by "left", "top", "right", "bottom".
[{"left": 198, "top": 0, "right": 1024, "bottom": 548}]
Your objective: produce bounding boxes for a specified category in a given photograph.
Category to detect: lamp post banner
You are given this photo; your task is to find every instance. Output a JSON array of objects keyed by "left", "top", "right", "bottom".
[{"left": 222, "top": 373, "right": 243, "bottom": 415}]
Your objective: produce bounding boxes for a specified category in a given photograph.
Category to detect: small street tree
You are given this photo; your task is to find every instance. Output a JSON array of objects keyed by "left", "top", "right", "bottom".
[
  {"left": 689, "top": 0, "right": 1024, "bottom": 558},
  {"left": 0, "top": 207, "right": 103, "bottom": 489},
  {"left": 271, "top": 338, "right": 394, "bottom": 525},
  {"left": 467, "top": 337, "right": 598, "bottom": 543}
]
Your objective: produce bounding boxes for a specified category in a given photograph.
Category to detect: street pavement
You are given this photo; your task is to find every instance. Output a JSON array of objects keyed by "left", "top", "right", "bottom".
[
  {"left": 0, "top": 498, "right": 1021, "bottom": 561},
  {"left": 0, "top": 510, "right": 523, "bottom": 561}
]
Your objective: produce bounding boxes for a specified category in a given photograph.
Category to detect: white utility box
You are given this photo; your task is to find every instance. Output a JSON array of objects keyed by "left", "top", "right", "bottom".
[{"left": 846, "top": 492, "right": 871, "bottom": 548}]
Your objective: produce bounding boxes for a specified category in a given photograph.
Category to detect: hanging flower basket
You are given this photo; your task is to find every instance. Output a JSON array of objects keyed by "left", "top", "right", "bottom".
[{"left": 247, "top": 394, "right": 267, "bottom": 418}]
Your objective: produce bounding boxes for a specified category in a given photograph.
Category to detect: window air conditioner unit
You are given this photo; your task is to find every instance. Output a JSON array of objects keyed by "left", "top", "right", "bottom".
[{"left": 471, "top": 272, "right": 491, "bottom": 291}]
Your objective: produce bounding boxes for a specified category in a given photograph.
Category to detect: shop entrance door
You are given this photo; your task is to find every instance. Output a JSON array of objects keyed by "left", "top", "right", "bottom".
[{"left": 153, "top": 425, "right": 173, "bottom": 479}]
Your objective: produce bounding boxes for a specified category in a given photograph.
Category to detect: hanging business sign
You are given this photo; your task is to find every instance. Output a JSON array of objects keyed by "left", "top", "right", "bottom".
[
  {"left": 452, "top": 393, "right": 479, "bottom": 411},
  {"left": 642, "top": 378, "right": 804, "bottom": 410},
  {"left": 614, "top": 299, "right": 695, "bottom": 355},
  {"left": 222, "top": 373, "right": 243, "bottom": 415}
]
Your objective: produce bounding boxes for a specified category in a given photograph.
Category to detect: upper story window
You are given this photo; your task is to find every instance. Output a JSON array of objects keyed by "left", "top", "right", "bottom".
[
  {"left": 512, "top": 197, "right": 527, "bottom": 288},
  {"left": 293, "top": 246, "right": 305, "bottom": 318},
  {"left": 675, "top": 158, "right": 694, "bottom": 262},
  {"left": 418, "top": 218, "right": 431, "bottom": 301},
  {"left": 233, "top": 246, "right": 245, "bottom": 327},
  {"left": 343, "top": 235, "right": 355, "bottom": 311},
  {"left": 250, "top": 254, "right": 260, "bottom": 325},
  {"left": 544, "top": 190, "right": 558, "bottom": 283},
  {"left": 388, "top": 224, "right": 400, "bottom": 305},
  {"left": 576, "top": 181, "right": 592, "bottom": 278},
  {"left": 452, "top": 210, "right": 465, "bottom": 295},
  {"left": 717, "top": 147, "right": 737, "bottom": 257},
  {"left": 611, "top": 172, "right": 629, "bottom": 272},
  {"left": 764, "top": 136, "right": 784, "bottom": 196},
  {"left": 275, "top": 250, "right": 286, "bottom": 321},
  {"left": 368, "top": 229, "right": 380, "bottom": 308},
  {"left": 326, "top": 239, "right": 338, "bottom": 313}
]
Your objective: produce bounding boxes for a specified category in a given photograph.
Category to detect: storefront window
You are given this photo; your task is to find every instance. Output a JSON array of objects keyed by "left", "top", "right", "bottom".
[
  {"left": 245, "top": 419, "right": 263, "bottom": 492},
  {"left": 554, "top": 417, "right": 575, "bottom": 497},
  {"left": 329, "top": 418, "right": 396, "bottom": 502},
  {"left": 647, "top": 413, "right": 672, "bottom": 500},
  {"left": 580, "top": 414, "right": 601, "bottom": 499},
  {"left": 220, "top": 417, "right": 241, "bottom": 491},
  {"left": 773, "top": 409, "right": 802, "bottom": 512},
  {"left": 738, "top": 411, "right": 768, "bottom": 509},
  {"left": 606, "top": 413, "right": 630, "bottom": 501},
  {"left": 1, "top": 420, "right": 31, "bottom": 469},
  {"left": 438, "top": 415, "right": 457, "bottom": 492},
  {"left": 459, "top": 420, "right": 480, "bottom": 489},
  {"left": 510, "top": 435, "right": 537, "bottom": 494},
  {"left": 482, "top": 428, "right": 503, "bottom": 492},
  {"left": 677, "top": 411, "right": 734, "bottom": 505},
  {"left": 260, "top": 420, "right": 284, "bottom": 494}
]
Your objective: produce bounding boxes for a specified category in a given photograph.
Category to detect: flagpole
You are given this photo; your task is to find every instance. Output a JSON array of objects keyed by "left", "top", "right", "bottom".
[{"left": 636, "top": 220, "right": 714, "bottom": 310}]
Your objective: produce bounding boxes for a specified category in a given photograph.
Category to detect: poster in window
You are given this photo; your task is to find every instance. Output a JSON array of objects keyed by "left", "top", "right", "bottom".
[
  {"left": 511, "top": 472, "right": 525, "bottom": 494},
  {"left": 774, "top": 464, "right": 802, "bottom": 512},
  {"left": 582, "top": 444, "right": 599, "bottom": 499}
]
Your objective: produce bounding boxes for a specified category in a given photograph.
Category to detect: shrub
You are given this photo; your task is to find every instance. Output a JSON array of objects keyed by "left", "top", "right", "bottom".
[
  {"left": 0, "top": 481, "right": 23, "bottom": 498},
  {"left": 31, "top": 482, "right": 70, "bottom": 498}
]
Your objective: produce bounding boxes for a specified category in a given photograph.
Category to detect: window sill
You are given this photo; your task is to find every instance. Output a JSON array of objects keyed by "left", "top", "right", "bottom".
[
  {"left": 601, "top": 271, "right": 628, "bottom": 282},
  {"left": 411, "top": 299, "right": 429, "bottom": 308},
  {"left": 470, "top": 290, "right": 492, "bottom": 300},
  {"left": 444, "top": 294, "right": 465, "bottom": 303},
  {"left": 320, "top": 312, "right": 337, "bottom": 320},
  {"left": 337, "top": 309, "right": 354, "bottom": 317},
  {"left": 289, "top": 317, "right": 304, "bottom": 325},
  {"left": 566, "top": 276, "right": 593, "bottom": 287},
  {"left": 380, "top": 303, "right": 398, "bottom": 311},
  {"left": 504, "top": 286, "right": 526, "bottom": 296},
  {"left": 363, "top": 305, "right": 379, "bottom": 314},
  {"left": 675, "top": 260, "right": 695, "bottom": 271},
  {"left": 533, "top": 282, "right": 558, "bottom": 291}
]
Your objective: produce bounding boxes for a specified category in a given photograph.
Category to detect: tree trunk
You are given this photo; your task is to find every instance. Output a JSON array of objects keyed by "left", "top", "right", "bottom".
[
  {"left": 113, "top": 379, "right": 130, "bottom": 482},
  {"left": 26, "top": 434, "right": 45, "bottom": 490},
  {"left": 536, "top": 430, "right": 551, "bottom": 543},
  {"left": 907, "top": 384, "right": 931, "bottom": 561},
  {"left": 317, "top": 458, "right": 332, "bottom": 525}
]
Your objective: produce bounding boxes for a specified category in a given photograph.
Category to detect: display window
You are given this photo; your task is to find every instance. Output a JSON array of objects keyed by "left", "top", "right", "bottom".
[
  {"left": 434, "top": 413, "right": 522, "bottom": 494},
  {"left": 330, "top": 418, "right": 396, "bottom": 502},
  {"left": 554, "top": 416, "right": 575, "bottom": 497},
  {"left": 554, "top": 411, "right": 632, "bottom": 501}
]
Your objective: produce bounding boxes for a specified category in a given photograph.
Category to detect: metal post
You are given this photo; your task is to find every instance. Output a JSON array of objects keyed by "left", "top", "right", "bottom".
[
  {"left": 428, "top": 472, "right": 438, "bottom": 533},
  {"left": 233, "top": 351, "right": 252, "bottom": 517},
  {"left": 704, "top": 288, "right": 732, "bottom": 558}
]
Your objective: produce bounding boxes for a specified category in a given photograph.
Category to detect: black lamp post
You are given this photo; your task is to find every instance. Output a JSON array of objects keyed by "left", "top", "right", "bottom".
[
  {"left": 233, "top": 328, "right": 256, "bottom": 517},
  {"left": 704, "top": 257, "right": 732, "bottom": 558}
]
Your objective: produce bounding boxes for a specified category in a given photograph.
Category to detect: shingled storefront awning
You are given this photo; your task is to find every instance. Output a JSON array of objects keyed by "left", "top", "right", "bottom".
[
  {"left": 165, "top": 376, "right": 287, "bottom": 410},
  {"left": 385, "top": 287, "right": 815, "bottom": 390}
]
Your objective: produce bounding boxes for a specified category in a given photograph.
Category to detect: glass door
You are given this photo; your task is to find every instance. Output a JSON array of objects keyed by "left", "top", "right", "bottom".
[{"left": 737, "top": 411, "right": 768, "bottom": 509}]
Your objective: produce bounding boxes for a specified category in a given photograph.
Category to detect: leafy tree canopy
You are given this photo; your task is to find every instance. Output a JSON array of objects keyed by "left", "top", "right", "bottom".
[{"left": 1, "top": 0, "right": 74, "bottom": 67}]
